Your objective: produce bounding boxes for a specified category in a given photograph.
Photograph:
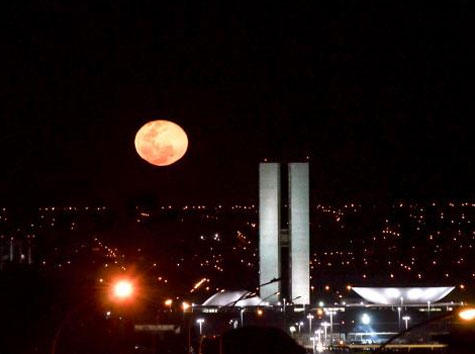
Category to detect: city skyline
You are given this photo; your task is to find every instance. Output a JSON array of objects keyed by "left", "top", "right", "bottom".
[{"left": 1, "top": 2, "right": 474, "bottom": 353}]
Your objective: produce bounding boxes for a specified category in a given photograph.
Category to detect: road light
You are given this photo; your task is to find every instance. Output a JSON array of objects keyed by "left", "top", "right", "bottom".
[
  {"left": 317, "top": 308, "right": 324, "bottom": 317},
  {"left": 402, "top": 315, "right": 410, "bottom": 330},
  {"left": 196, "top": 318, "right": 205, "bottom": 335},
  {"left": 164, "top": 299, "right": 173, "bottom": 310},
  {"left": 310, "top": 336, "right": 317, "bottom": 352},
  {"left": 239, "top": 307, "right": 246, "bottom": 327},
  {"left": 397, "top": 307, "right": 401, "bottom": 331},
  {"left": 296, "top": 321, "right": 303, "bottom": 333},
  {"left": 321, "top": 322, "right": 330, "bottom": 344},
  {"left": 325, "top": 309, "right": 336, "bottom": 345},
  {"left": 315, "top": 328, "right": 323, "bottom": 346},
  {"left": 459, "top": 308, "right": 475, "bottom": 321},
  {"left": 112, "top": 280, "right": 134, "bottom": 300},
  {"left": 182, "top": 301, "right": 190, "bottom": 312},
  {"left": 307, "top": 314, "right": 314, "bottom": 333}
]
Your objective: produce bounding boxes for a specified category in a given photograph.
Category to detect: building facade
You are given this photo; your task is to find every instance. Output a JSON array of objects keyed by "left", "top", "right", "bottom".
[{"left": 259, "top": 162, "right": 310, "bottom": 305}]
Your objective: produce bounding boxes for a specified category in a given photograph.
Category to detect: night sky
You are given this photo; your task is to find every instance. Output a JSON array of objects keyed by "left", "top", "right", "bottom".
[{"left": 1, "top": 2, "right": 472, "bottom": 207}]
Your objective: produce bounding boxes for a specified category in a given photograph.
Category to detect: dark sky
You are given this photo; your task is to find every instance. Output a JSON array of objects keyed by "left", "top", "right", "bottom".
[{"left": 0, "top": 2, "right": 472, "bottom": 207}]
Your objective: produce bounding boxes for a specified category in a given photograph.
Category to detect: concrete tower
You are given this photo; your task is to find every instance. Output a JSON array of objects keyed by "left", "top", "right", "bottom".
[
  {"left": 258, "top": 163, "right": 281, "bottom": 304},
  {"left": 288, "top": 163, "right": 310, "bottom": 305},
  {"left": 259, "top": 162, "right": 310, "bottom": 305}
]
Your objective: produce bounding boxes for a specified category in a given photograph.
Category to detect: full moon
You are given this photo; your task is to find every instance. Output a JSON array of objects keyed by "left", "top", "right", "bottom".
[{"left": 134, "top": 120, "right": 188, "bottom": 166}]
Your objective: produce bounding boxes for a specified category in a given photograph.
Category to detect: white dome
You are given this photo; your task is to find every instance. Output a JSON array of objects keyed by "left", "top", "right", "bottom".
[
  {"left": 352, "top": 286, "right": 455, "bottom": 305},
  {"left": 202, "top": 290, "right": 269, "bottom": 307}
]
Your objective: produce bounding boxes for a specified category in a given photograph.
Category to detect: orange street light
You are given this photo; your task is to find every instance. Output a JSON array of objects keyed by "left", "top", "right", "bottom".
[
  {"left": 164, "top": 299, "right": 173, "bottom": 307},
  {"left": 459, "top": 308, "right": 475, "bottom": 321},
  {"left": 182, "top": 301, "right": 190, "bottom": 312},
  {"left": 113, "top": 280, "right": 134, "bottom": 300}
]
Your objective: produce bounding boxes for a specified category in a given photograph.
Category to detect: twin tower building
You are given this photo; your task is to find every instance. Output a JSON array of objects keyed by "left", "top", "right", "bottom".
[{"left": 259, "top": 162, "right": 310, "bottom": 305}]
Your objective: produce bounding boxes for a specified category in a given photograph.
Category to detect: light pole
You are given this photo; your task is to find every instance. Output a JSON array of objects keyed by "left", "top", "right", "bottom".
[
  {"left": 307, "top": 314, "right": 314, "bottom": 334},
  {"left": 397, "top": 307, "right": 401, "bottom": 331},
  {"left": 326, "top": 309, "right": 336, "bottom": 345},
  {"left": 402, "top": 316, "right": 410, "bottom": 330},
  {"left": 321, "top": 322, "right": 330, "bottom": 345},
  {"left": 310, "top": 336, "right": 317, "bottom": 353},
  {"left": 240, "top": 307, "right": 245, "bottom": 327},
  {"left": 196, "top": 318, "right": 204, "bottom": 335},
  {"left": 315, "top": 329, "right": 324, "bottom": 352},
  {"left": 297, "top": 321, "right": 303, "bottom": 333},
  {"left": 53, "top": 279, "right": 136, "bottom": 354},
  {"left": 315, "top": 329, "right": 322, "bottom": 344},
  {"left": 182, "top": 302, "right": 191, "bottom": 354},
  {"left": 182, "top": 301, "right": 191, "bottom": 329},
  {"left": 427, "top": 301, "right": 431, "bottom": 320}
]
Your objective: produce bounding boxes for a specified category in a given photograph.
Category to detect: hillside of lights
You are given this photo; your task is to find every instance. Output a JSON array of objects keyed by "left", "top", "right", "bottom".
[{"left": 1, "top": 201, "right": 474, "bottom": 303}]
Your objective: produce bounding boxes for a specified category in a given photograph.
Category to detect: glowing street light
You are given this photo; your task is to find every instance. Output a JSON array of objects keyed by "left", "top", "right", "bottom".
[
  {"left": 164, "top": 299, "right": 173, "bottom": 313},
  {"left": 296, "top": 321, "right": 304, "bottom": 333},
  {"left": 182, "top": 301, "right": 190, "bottom": 312},
  {"left": 307, "top": 313, "right": 314, "bottom": 333},
  {"left": 459, "top": 308, "right": 475, "bottom": 321},
  {"left": 402, "top": 315, "right": 410, "bottom": 330},
  {"left": 113, "top": 280, "right": 133, "bottom": 300},
  {"left": 196, "top": 318, "right": 205, "bottom": 335}
]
